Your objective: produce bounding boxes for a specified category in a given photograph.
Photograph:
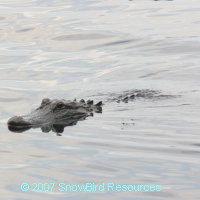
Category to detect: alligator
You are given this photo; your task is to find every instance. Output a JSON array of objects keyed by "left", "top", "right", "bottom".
[
  {"left": 8, "top": 98, "right": 102, "bottom": 136},
  {"left": 7, "top": 90, "right": 175, "bottom": 135}
]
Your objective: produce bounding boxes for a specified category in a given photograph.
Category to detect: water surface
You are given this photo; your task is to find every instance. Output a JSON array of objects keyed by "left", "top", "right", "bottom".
[{"left": 0, "top": 0, "right": 200, "bottom": 199}]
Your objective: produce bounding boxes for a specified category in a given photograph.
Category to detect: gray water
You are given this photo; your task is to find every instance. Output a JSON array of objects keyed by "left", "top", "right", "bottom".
[{"left": 0, "top": 0, "right": 200, "bottom": 199}]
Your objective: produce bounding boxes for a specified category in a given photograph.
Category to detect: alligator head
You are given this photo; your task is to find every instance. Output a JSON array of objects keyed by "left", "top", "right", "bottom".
[{"left": 7, "top": 98, "right": 102, "bottom": 135}]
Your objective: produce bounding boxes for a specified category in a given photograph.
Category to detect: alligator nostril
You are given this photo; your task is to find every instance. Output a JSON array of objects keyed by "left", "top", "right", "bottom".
[{"left": 7, "top": 116, "right": 31, "bottom": 126}]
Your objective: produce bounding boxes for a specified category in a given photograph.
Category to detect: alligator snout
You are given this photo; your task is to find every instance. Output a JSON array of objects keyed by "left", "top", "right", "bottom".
[{"left": 7, "top": 116, "right": 31, "bottom": 127}]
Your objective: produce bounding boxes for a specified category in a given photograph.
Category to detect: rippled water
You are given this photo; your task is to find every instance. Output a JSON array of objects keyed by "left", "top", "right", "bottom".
[{"left": 1, "top": 0, "right": 200, "bottom": 199}]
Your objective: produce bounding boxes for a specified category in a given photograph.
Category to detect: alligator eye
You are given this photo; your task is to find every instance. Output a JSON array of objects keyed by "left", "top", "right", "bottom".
[{"left": 55, "top": 102, "right": 65, "bottom": 109}]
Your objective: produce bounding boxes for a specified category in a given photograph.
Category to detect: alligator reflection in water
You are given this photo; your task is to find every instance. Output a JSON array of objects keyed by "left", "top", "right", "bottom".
[{"left": 7, "top": 98, "right": 103, "bottom": 136}]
